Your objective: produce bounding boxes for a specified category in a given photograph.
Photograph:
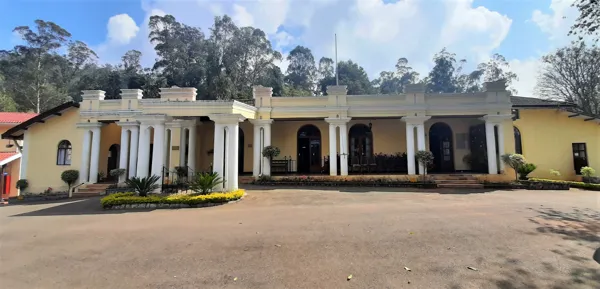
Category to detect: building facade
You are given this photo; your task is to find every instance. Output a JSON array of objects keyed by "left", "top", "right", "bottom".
[{"left": 3, "top": 81, "right": 599, "bottom": 194}]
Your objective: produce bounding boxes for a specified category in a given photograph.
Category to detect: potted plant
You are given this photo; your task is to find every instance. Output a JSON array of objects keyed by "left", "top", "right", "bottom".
[
  {"left": 262, "top": 145, "right": 281, "bottom": 174},
  {"left": 61, "top": 170, "right": 79, "bottom": 193},
  {"left": 517, "top": 163, "right": 537, "bottom": 180},
  {"left": 16, "top": 179, "right": 28, "bottom": 192},
  {"left": 109, "top": 168, "right": 126, "bottom": 184},
  {"left": 415, "top": 150, "right": 434, "bottom": 175},
  {"left": 175, "top": 166, "right": 189, "bottom": 178},
  {"left": 581, "top": 166, "right": 596, "bottom": 183}
]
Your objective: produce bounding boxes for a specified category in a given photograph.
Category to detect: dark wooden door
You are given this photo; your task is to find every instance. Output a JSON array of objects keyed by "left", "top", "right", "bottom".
[
  {"left": 297, "top": 138, "right": 310, "bottom": 174},
  {"left": 107, "top": 144, "right": 120, "bottom": 181}
]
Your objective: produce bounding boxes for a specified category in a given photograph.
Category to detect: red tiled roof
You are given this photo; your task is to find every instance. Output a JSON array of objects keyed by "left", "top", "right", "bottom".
[
  {"left": 0, "top": 112, "right": 38, "bottom": 124},
  {"left": 0, "top": 152, "right": 19, "bottom": 164}
]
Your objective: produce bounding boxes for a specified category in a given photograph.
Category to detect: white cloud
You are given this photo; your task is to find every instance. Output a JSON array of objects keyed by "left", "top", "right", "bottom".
[
  {"left": 232, "top": 4, "right": 254, "bottom": 27},
  {"left": 531, "top": 0, "right": 576, "bottom": 43},
  {"left": 272, "top": 31, "right": 294, "bottom": 50},
  {"left": 107, "top": 14, "right": 140, "bottom": 45},
  {"left": 509, "top": 58, "right": 541, "bottom": 97}
]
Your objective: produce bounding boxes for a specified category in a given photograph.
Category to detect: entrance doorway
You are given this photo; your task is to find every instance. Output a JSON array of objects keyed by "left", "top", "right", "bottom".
[
  {"left": 239, "top": 128, "right": 244, "bottom": 174},
  {"left": 297, "top": 125, "right": 321, "bottom": 174},
  {"left": 107, "top": 144, "right": 120, "bottom": 181},
  {"left": 429, "top": 122, "right": 454, "bottom": 173}
]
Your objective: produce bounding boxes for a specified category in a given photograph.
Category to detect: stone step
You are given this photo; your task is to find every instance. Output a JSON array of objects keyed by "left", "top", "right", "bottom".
[
  {"left": 435, "top": 180, "right": 481, "bottom": 184},
  {"left": 437, "top": 183, "right": 484, "bottom": 189},
  {"left": 239, "top": 176, "right": 255, "bottom": 184}
]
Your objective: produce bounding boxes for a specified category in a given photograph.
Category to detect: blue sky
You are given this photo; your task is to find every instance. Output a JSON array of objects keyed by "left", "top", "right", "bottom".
[{"left": 0, "top": 0, "right": 579, "bottom": 97}]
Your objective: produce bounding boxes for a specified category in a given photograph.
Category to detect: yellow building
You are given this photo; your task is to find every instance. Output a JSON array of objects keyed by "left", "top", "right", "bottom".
[
  {"left": 0, "top": 112, "right": 37, "bottom": 198},
  {"left": 2, "top": 81, "right": 598, "bottom": 194}
]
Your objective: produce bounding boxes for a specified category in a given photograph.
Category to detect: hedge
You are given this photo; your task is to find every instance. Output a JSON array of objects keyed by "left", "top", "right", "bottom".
[
  {"left": 101, "top": 190, "right": 245, "bottom": 208},
  {"left": 528, "top": 178, "right": 600, "bottom": 191}
]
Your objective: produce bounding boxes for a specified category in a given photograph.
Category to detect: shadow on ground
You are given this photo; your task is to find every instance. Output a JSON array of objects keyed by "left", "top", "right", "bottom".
[
  {"left": 8, "top": 197, "right": 157, "bottom": 217},
  {"left": 242, "top": 184, "right": 502, "bottom": 194}
]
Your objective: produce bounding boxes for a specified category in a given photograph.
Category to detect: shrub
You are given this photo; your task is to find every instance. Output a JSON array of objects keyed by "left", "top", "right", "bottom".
[
  {"left": 549, "top": 169, "right": 561, "bottom": 178},
  {"left": 189, "top": 172, "right": 224, "bottom": 195},
  {"left": 517, "top": 163, "right": 537, "bottom": 180},
  {"left": 175, "top": 166, "right": 188, "bottom": 178},
  {"left": 125, "top": 175, "right": 160, "bottom": 196},
  {"left": 16, "top": 179, "right": 28, "bottom": 191},
  {"left": 109, "top": 168, "right": 126, "bottom": 181},
  {"left": 415, "top": 151, "right": 434, "bottom": 174},
  {"left": 529, "top": 178, "right": 600, "bottom": 191},
  {"left": 100, "top": 190, "right": 245, "bottom": 208},
  {"left": 580, "top": 166, "right": 596, "bottom": 178},
  {"left": 61, "top": 170, "right": 79, "bottom": 192},
  {"left": 262, "top": 146, "right": 280, "bottom": 160},
  {"left": 501, "top": 154, "right": 526, "bottom": 180}
]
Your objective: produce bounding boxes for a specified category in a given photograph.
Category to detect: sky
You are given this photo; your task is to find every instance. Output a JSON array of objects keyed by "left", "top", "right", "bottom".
[{"left": 0, "top": 0, "right": 581, "bottom": 97}]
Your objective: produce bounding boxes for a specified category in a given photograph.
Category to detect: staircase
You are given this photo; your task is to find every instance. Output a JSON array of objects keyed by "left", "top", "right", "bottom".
[
  {"left": 73, "top": 183, "right": 112, "bottom": 198},
  {"left": 239, "top": 176, "right": 255, "bottom": 184},
  {"left": 432, "top": 174, "right": 484, "bottom": 189}
]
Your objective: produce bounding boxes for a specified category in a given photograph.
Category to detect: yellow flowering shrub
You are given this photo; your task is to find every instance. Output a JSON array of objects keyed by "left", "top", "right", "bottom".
[{"left": 101, "top": 190, "right": 245, "bottom": 208}]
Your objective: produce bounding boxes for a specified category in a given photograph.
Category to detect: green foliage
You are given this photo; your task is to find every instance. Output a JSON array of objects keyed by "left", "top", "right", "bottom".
[
  {"left": 549, "top": 169, "right": 561, "bottom": 178},
  {"left": 16, "top": 179, "right": 28, "bottom": 190},
  {"left": 517, "top": 163, "right": 537, "bottom": 180},
  {"left": 60, "top": 170, "right": 79, "bottom": 191},
  {"left": 415, "top": 151, "right": 434, "bottom": 166},
  {"left": 319, "top": 60, "right": 374, "bottom": 95},
  {"left": 100, "top": 190, "right": 245, "bottom": 208},
  {"left": 285, "top": 46, "right": 316, "bottom": 92},
  {"left": 580, "top": 166, "right": 596, "bottom": 177},
  {"left": 569, "top": 0, "right": 600, "bottom": 42},
  {"left": 529, "top": 178, "right": 600, "bottom": 191},
  {"left": 109, "top": 168, "right": 126, "bottom": 178},
  {"left": 175, "top": 166, "right": 189, "bottom": 178},
  {"left": 501, "top": 154, "right": 526, "bottom": 180},
  {"left": 262, "top": 145, "right": 280, "bottom": 160},
  {"left": 372, "top": 58, "right": 419, "bottom": 94},
  {"left": 125, "top": 175, "right": 160, "bottom": 196},
  {"left": 189, "top": 172, "right": 224, "bottom": 195}
]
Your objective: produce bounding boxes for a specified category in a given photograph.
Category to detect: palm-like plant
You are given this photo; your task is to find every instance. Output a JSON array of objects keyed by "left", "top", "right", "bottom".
[
  {"left": 125, "top": 175, "right": 160, "bottom": 196},
  {"left": 190, "top": 172, "right": 224, "bottom": 195}
]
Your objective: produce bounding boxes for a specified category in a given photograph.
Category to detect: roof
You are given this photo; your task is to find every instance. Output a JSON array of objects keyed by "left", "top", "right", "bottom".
[
  {"left": 1, "top": 102, "right": 80, "bottom": 140},
  {"left": 510, "top": 96, "right": 576, "bottom": 108},
  {"left": 0, "top": 112, "right": 38, "bottom": 124},
  {"left": 0, "top": 152, "right": 20, "bottom": 166}
]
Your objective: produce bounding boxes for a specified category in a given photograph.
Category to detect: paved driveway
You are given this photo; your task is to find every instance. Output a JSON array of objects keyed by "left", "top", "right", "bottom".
[{"left": 1, "top": 187, "right": 599, "bottom": 289}]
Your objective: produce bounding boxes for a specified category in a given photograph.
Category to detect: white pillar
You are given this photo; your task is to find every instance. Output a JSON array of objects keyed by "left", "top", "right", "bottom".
[
  {"left": 163, "top": 129, "right": 171, "bottom": 170},
  {"left": 151, "top": 123, "right": 165, "bottom": 183},
  {"left": 128, "top": 126, "right": 139, "bottom": 179},
  {"left": 136, "top": 125, "right": 151, "bottom": 178},
  {"left": 405, "top": 124, "right": 416, "bottom": 175},
  {"left": 497, "top": 122, "right": 505, "bottom": 172},
  {"left": 79, "top": 130, "right": 91, "bottom": 183},
  {"left": 328, "top": 123, "right": 337, "bottom": 176},
  {"left": 227, "top": 124, "right": 240, "bottom": 191},
  {"left": 252, "top": 124, "right": 261, "bottom": 177},
  {"left": 88, "top": 126, "right": 102, "bottom": 183},
  {"left": 485, "top": 121, "right": 498, "bottom": 175},
  {"left": 416, "top": 124, "right": 426, "bottom": 174},
  {"left": 179, "top": 128, "right": 187, "bottom": 168},
  {"left": 262, "top": 122, "right": 272, "bottom": 176},
  {"left": 339, "top": 123, "right": 349, "bottom": 176},
  {"left": 18, "top": 131, "right": 30, "bottom": 193},
  {"left": 118, "top": 127, "right": 129, "bottom": 183},
  {"left": 212, "top": 124, "right": 225, "bottom": 191},
  {"left": 187, "top": 125, "right": 197, "bottom": 172}
]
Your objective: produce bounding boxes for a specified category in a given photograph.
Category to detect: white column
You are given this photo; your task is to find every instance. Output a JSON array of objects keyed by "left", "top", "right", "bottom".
[
  {"left": 163, "top": 129, "right": 170, "bottom": 170},
  {"left": 179, "top": 128, "right": 187, "bottom": 168},
  {"left": 485, "top": 121, "right": 498, "bottom": 175},
  {"left": 187, "top": 125, "right": 197, "bottom": 172},
  {"left": 252, "top": 124, "right": 261, "bottom": 177},
  {"left": 212, "top": 124, "right": 225, "bottom": 191},
  {"left": 151, "top": 123, "right": 165, "bottom": 183},
  {"left": 262, "top": 122, "right": 272, "bottom": 176},
  {"left": 339, "top": 123, "right": 349, "bottom": 176},
  {"left": 79, "top": 130, "right": 91, "bottom": 183},
  {"left": 497, "top": 122, "right": 505, "bottom": 172},
  {"left": 128, "top": 126, "right": 139, "bottom": 179},
  {"left": 136, "top": 125, "right": 150, "bottom": 178},
  {"left": 89, "top": 126, "right": 102, "bottom": 183},
  {"left": 118, "top": 128, "right": 129, "bottom": 183},
  {"left": 227, "top": 124, "right": 240, "bottom": 191},
  {"left": 18, "top": 131, "right": 30, "bottom": 191},
  {"left": 328, "top": 123, "right": 337, "bottom": 176},
  {"left": 406, "top": 124, "right": 416, "bottom": 175},
  {"left": 416, "top": 124, "right": 426, "bottom": 175}
]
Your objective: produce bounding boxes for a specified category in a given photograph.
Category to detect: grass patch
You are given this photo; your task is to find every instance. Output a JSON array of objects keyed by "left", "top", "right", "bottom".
[
  {"left": 529, "top": 178, "right": 600, "bottom": 191},
  {"left": 101, "top": 190, "right": 245, "bottom": 209}
]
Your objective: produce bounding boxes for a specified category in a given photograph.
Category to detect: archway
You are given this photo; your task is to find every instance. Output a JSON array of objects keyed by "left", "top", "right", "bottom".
[
  {"left": 349, "top": 124, "right": 373, "bottom": 165},
  {"left": 107, "top": 144, "right": 120, "bottom": 181},
  {"left": 297, "top": 125, "right": 321, "bottom": 174},
  {"left": 429, "top": 122, "right": 454, "bottom": 173},
  {"left": 239, "top": 128, "right": 245, "bottom": 174},
  {"left": 514, "top": 126, "right": 522, "bottom": 155}
]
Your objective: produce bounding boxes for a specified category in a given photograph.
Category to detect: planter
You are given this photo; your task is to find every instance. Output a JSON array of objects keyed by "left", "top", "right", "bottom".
[
  {"left": 521, "top": 180, "right": 570, "bottom": 190},
  {"left": 9, "top": 192, "right": 69, "bottom": 203}
]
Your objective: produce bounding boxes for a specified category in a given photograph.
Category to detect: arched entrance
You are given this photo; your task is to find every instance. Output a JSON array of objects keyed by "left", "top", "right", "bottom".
[
  {"left": 349, "top": 124, "right": 373, "bottom": 164},
  {"left": 297, "top": 125, "right": 321, "bottom": 174},
  {"left": 429, "top": 122, "right": 454, "bottom": 173},
  {"left": 107, "top": 144, "right": 120, "bottom": 180},
  {"left": 239, "top": 128, "right": 245, "bottom": 174}
]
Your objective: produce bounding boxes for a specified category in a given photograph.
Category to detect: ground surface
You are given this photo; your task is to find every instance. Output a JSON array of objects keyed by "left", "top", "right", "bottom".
[{"left": 1, "top": 187, "right": 599, "bottom": 289}]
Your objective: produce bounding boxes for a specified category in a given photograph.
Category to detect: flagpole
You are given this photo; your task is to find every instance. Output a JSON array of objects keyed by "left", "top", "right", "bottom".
[{"left": 335, "top": 33, "right": 338, "bottom": 86}]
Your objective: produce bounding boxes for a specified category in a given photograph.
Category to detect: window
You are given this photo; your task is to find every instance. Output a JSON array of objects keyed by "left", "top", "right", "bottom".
[
  {"left": 57, "top": 140, "right": 72, "bottom": 165},
  {"left": 349, "top": 124, "right": 373, "bottom": 163},
  {"left": 514, "top": 126, "right": 523, "bottom": 155},
  {"left": 572, "top": 143, "right": 588, "bottom": 174}
]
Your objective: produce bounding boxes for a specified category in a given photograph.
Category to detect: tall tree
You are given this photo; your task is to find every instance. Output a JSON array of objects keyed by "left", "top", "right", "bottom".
[
  {"left": 536, "top": 43, "right": 600, "bottom": 116},
  {"left": 426, "top": 48, "right": 458, "bottom": 93},
  {"left": 477, "top": 53, "right": 518, "bottom": 94},
  {"left": 569, "top": 0, "right": 600, "bottom": 42},
  {"left": 285, "top": 46, "right": 316, "bottom": 94},
  {"left": 372, "top": 57, "right": 419, "bottom": 94},
  {"left": 319, "top": 60, "right": 373, "bottom": 95}
]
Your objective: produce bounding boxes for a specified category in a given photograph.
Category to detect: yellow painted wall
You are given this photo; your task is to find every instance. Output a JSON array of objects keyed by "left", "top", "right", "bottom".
[
  {"left": 25, "top": 108, "right": 83, "bottom": 193},
  {"left": 514, "top": 109, "right": 600, "bottom": 181},
  {"left": 272, "top": 120, "right": 330, "bottom": 165},
  {"left": 98, "top": 123, "right": 121, "bottom": 178},
  {"left": 0, "top": 124, "right": 21, "bottom": 196}
]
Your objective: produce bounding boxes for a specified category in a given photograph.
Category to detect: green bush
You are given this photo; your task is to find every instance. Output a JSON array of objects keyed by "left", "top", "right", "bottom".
[
  {"left": 189, "top": 172, "right": 223, "bottom": 194},
  {"left": 501, "top": 154, "right": 526, "bottom": 180},
  {"left": 549, "top": 169, "right": 561, "bottom": 178},
  {"left": 517, "top": 163, "right": 537, "bottom": 180},
  {"left": 580, "top": 166, "right": 596, "bottom": 178},
  {"left": 262, "top": 145, "right": 280, "bottom": 160},
  {"left": 529, "top": 178, "right": 600, "bottom": 191},
  {"left": 100, "top": 190, "right": 245, "bottom": 208},
  {"left": 16, "top": 179, "right": 28, "bottom": 190},
  {"left": 125, "top": 175, "right": 160, "bottom": 196},
  {"left": 61, "top": 170, "right": 79, "bottom": 192},
  {"left": 415, "top": 151, "right": 434, "bottom": 174},
  {"left": 109, "top": 168, "right": 126, "bottom": 179}
]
